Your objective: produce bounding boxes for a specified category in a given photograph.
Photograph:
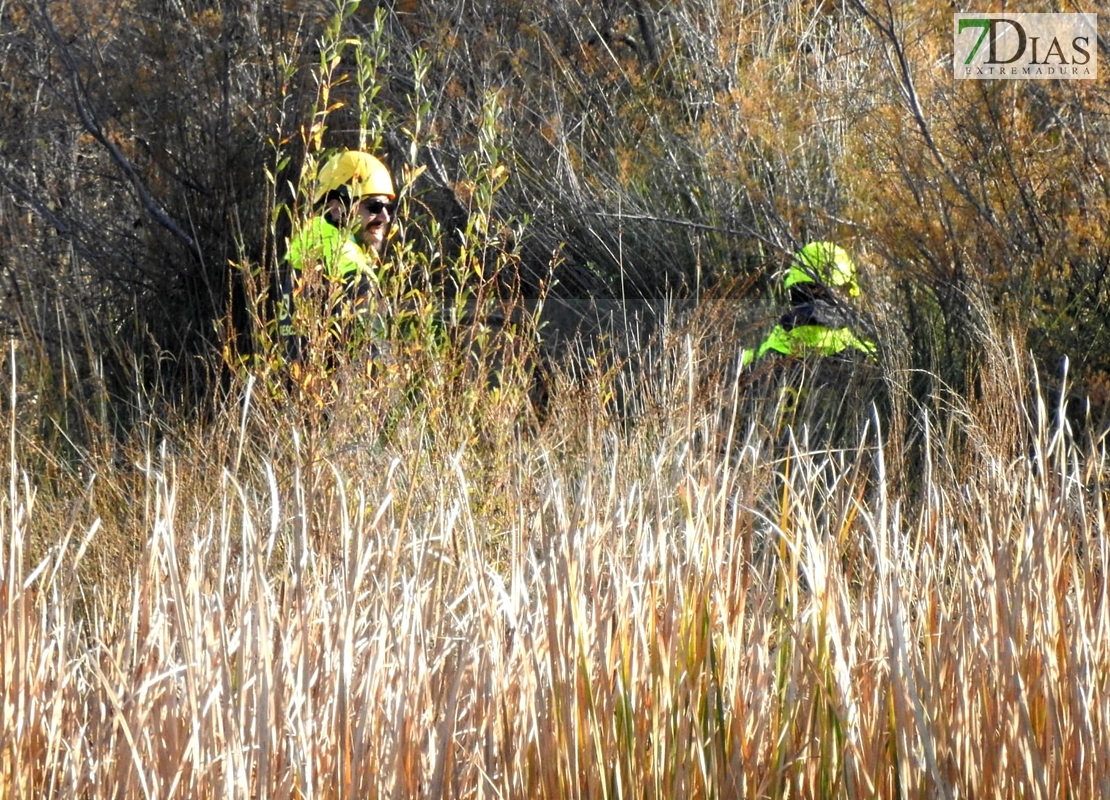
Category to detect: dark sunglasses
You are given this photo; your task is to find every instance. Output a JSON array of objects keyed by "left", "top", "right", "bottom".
[{"left": 360, "top": 198, "right": 397, "bottom": 216}]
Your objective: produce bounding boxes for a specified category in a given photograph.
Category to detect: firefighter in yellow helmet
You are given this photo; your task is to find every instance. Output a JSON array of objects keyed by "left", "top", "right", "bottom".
[
  {"left": 278, "top": 149, "right": 396, "bottom": 357},
  {"left": 740, "top": 242, "right": 876, "bottom": 367}
]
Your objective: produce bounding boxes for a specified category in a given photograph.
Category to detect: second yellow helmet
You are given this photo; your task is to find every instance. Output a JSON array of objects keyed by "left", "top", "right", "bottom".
[{"left": 783, "top": 241, "right": 860, "bottom": 298}]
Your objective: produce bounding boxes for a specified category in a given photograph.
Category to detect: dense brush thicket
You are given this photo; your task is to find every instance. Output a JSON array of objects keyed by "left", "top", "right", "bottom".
[{"left": 2, "top": 0, "right": 1108, "bottom": 434}]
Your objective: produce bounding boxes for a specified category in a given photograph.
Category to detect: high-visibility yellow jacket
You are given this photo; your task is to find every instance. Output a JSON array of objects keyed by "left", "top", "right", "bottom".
[
  {"left": 755, "top": 322, "right": 875, "bottom": 359},
  {"left": 278, "top": 216, "right": 377, "bottom": 342},
  {"left": 740, "top": 299, "right": 876, "bottom": 367},
  {"left": 287, "top": 215, "right": 373, "bottom": 283}
]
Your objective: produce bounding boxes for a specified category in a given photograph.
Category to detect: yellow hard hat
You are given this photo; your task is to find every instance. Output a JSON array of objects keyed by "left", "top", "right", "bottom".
[
  {"left": 312, "top": 150, "right": 395, "bottom": 204},
  {"left": 783, "top": 241, "right": 860, "bottom": 297}
]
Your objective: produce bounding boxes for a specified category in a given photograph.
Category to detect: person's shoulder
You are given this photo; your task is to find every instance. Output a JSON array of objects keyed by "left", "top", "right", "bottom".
[
  {"left": 757, "top": 324, "right": 793, "bottom": 356},
  {"left": 292, "top": 215, "right": 342, "bottom": 246},
  {"left": 288, "top": 216, "right": 347, "bottom": 267}
]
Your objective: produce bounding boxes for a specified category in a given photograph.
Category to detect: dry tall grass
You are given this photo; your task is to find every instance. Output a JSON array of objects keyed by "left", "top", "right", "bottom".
[{"left": 2, "top": 315, "right": 1107, "bottom": 799}]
